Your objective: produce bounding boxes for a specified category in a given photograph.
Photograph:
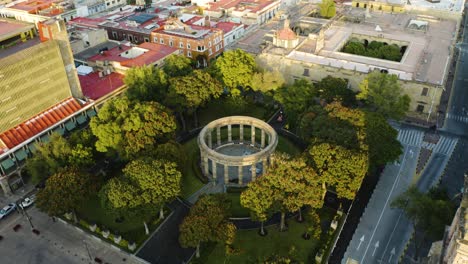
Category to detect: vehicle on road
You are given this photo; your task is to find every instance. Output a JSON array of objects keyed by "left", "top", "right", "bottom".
[
  {"left": 0, "top": 203, "right": 17, "bottom": 219},
  {"left": 20, "top": 195, "right": 36, "bottom": 209}
]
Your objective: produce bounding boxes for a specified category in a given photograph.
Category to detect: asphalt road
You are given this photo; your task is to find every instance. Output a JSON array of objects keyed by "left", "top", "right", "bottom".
[{"left": 443, "top": 6, "right": 468, "bottom": 135}]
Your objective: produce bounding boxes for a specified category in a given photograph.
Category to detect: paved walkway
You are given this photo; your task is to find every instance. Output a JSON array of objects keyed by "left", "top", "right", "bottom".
[{"left": 136, "top": 200, "right": 194, "bottom": 264}]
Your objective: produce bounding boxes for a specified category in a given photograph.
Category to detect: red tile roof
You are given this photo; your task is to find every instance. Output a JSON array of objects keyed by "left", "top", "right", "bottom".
[
  {"left": 214, "top": 21, "right": 241, "bottom": 34},
  {"left": 0, "top": 97, "right": 84, "bottom": 154},
  {"left": 68, "top": 17, "right": 106, "bottom": 28},
  {"left": 277, "top": 28, "right": 297, "bottom": 40},
  {"left": 79, "top": 72, "right": 125, "bottom": 100}
]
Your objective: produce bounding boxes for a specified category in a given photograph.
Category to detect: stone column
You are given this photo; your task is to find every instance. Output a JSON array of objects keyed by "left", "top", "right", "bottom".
[
  {"left": 261, "top": 130, "right": 265, "bottom": 148},
  {"left": 238, "top": 165, "right": 243, "bottom": 185},
  {"left": 208, "top": 132, "right": 212, "bottom": 149},
  {"left": 212, "top": 161, "right": 217, "bottom": 181},
  {"left": 216, "top": 126, "right": 221, "bottom": 146},
  {"left": 262, "top": 157, "right": 268, "bottom": 175},
  {"left": 0, "top": 177, "right": 12, "bottom": 196},
  {"left": 224, "top": 164, "right": 229, "bottom": 184},
  {"left": 251, "top": 125, "right": 255, "bottom": 146},
  {"left": 228, "top": 124, "right": 232, "bottom": 142},
  {"left": 251, "top": 163, "right": 256, "bottom": 182},
  {"left": 203, "top": 155, "right": 209, "bottom": 176},
  {"left": 240, "top": 124, "right": 244, "bottom": 143}
]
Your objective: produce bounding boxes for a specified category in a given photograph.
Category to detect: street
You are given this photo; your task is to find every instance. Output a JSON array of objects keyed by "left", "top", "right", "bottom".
[{"left": 341, "top": 127, "right": 458, "bottom": 264}]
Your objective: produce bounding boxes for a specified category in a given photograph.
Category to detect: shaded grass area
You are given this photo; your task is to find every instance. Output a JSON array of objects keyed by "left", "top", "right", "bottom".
[
  {"left": 76, "top": 195, "right": 163, "bottom": 245},
  {"left": 226, "top": 192, "right": 250, "bottom": 218},
  {"left": 193, "top": 207, "right": 336, "bottom": 263},
  {"left": 181, "top": 138, "right": 206, "bottom": 198}
]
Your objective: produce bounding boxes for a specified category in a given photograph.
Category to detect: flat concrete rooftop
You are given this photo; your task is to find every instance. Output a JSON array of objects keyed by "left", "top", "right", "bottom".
[{"left": 293, "top": 11, "right": 456, "bottom": 85}]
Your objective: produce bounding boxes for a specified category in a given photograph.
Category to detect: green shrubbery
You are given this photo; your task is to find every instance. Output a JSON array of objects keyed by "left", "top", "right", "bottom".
[{"left": 342, "top": 40, "right": 404, "bottom": 62}]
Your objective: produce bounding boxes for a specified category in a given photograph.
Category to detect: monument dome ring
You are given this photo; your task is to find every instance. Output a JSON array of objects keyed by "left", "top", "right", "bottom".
[{"left": 198, "top": 116, "right": 278, "bottom": 187}]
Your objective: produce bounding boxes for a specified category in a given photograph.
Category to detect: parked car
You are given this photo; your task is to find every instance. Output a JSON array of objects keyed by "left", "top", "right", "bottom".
[
  {"left": 0, "top": 203, "right": 17, "bottom": 219},
  {"left": 20, "top": 195, "right": 36, "bottom": 209}
]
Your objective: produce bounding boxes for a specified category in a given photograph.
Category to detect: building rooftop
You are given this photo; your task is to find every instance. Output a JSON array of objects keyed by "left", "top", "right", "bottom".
[
  {"left": 0, "top": 18, "right": 34, "bottom": 42},
  {"left": 73, "top": 41, "right": 120, "bottom": 61},
  {"left": 79, "top": 71, "right": 125, "bottom": 100},
  {"left": 88, "top": 42, "right": 178, "bottom": 67},
  {"left": 288, "top": 11, "right": 456, "bottom": 85},
  {"left": 0, "top": 97, "right": 84, "bottom": 155},
  {"left": 8, "top": 0, "right": 75, "bottom": 16},
  {"left": 205, "top": 0, "right": 276, "bottom": 13},
  {"left": 155, "top": 18, "right": 220, "bottom": 39},
  {"left": 213, "top": 21, "right": 242, "bottom": 34},
  {"left": 385, "top": 0, "right": 464, "bottom": 13}
]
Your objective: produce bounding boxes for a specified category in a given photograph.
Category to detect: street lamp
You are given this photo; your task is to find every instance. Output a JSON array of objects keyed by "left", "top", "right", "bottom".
[{"left": 18, "top": 203, "right": 34, "bottom": 230}]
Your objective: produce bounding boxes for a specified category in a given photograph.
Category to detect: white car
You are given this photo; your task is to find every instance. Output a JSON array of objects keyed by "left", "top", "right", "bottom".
[
  {"left": 20, "top": 195, "right": 35, "bottom": 209},
  {"left": 0, "top": 203, "right": 16, "bottom": 219}
]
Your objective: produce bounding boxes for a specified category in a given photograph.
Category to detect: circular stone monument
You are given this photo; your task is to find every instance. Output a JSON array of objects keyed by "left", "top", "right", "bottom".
[{"left": 198, "top": 116, "right": 278, "bottom": 187}]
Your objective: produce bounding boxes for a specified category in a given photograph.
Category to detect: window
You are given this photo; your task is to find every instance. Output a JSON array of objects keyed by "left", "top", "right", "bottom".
[
  {"left": 169, "top": 40, "right": 173, "bottom": 47},
  {"left": 188, "top": 51, "right": 192, "bottom": 57},
  {"left": 187, "top": 43, "right": 191, "bottom": 49},
  {"left": 112, "top": 32, "right": 117, "bottom": 39},
  {"left": 215, "top": 45, "right": 219, "bottom": 52},
  {"left": 160, "top": 38, "right": 164, "bottom": 44},
  {"left": 144, "top": 38, "right": 149, "bottom": 42},
  {"left": 179, "top": 42, "right": 184, "bottom": 48},
  {"left": 416, "top": 105, "right": 424, "bottom": 113},
  {"left": 153, "top": 36, "right": 158, "bottom": 42},
  {"left": 421, "top": 87, "right": 429, "bottom": 96},
  {"left": 107, "top": 2, "right": 110, "bottom": 5},
  {"left": 303, "top": 68, "right": 310, "bottom": 77},
  {"left": 208, "top": 41, "right": 212, "bottom": 47},
  {"left": 209, "top": 48, "right": 213, "bottom": 55}
]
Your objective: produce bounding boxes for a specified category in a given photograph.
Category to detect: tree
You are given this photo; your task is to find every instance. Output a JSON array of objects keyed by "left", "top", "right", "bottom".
[
  {"left": 211, "top": 49, "right": 257, "bottom": 95},
  {"left": 240, "top": 177, "right": 274, "bottom": 235},
  {"left": 379, "top": 44, "right": 402, "bottom": 62},
  {"left": 274, "top": 79, "right": 315, "bottom": 127},
  {"left": 262, "top": 154, "right": 325, "bottom": 231},
  {"left": 26, "top": 133, "right": 94, "bottom": 184},
  {"left": 100, "top": 158, "right": 181, "bottom": 234},
  {"left": 343, "top": 41, "right": 365, "bottom": 55},
  {"left": 163, "top": 54, "right": 193, "bottom": 77},
  {"left": 358, "top": 71, "right": 410, "bottom": 120},
  {"left": 124, "top": 65, "right": 168, "bottom": 102},
  {"left": 166, "top": 70, "right": 223, "bottom": 129},
  {"left": 250, "top": 70, "right": 285, "bottom": 94},
  {"left": 309, "top": 143, "right": 368, "bottom": 200},
  {"left": 90, "top": 96, "right": 177, "bottom": 159},
  {"left": 179, "top": 194, "right": 236, "bottom": 258},
  {"left": 319, "top": 0, "right": 336, "bottom": 18},
  {"left": 391, "top": 186, "right": 456, "bottom": 260},
  {"left": 303, "top": 209, "right": 321, "bottom": 240},
  {"left": 151, "top": 140, "right": 187, "bottom": 169},
  {"left": 315, "top": 76, "right": 356, "bottom": 106},
  {"left": 36, "top": 167, "right": 96, "bottom": 222}
]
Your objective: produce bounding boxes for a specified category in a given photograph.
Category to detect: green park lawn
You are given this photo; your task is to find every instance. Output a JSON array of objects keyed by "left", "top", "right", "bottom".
[
  {"left": 76, "top": 195, "right": 164, "bottom": 245},
  {"left": 194, "top": 207, "right": 336, "bottom": 263},
  {"left": 226, "top": 192, "right": 250, "bottom": 217}
]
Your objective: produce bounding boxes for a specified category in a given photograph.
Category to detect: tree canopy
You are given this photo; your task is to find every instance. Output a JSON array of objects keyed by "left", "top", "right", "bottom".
[
  {"left": 358, "top": 71, "right": 410, "bottom": 120},
  {"left": 319, "top": 0, "right": 336, "bottom": 18},
  {"left": 36, "top": 167, "right": 96, "bottom": 218},
  {"left": 163, "top": 54, "right": 193, "bottom": 77},
  {"left": 240, "top": 176, "right": 274, "bottom": 235},
  {"left": 179, "top": 194, "right": 236, "bottom": 258},
  {"left": 211, "top": 49, "right": 257, "bottom": 95},
  {"left": 274, "top": 79, "right": 315, "bottom": 125},
  {"left": 250, "top": 70, "right": 285, "bottom": 94},
  {"left": 90, "top": 96, "right": 177, "bottom": 159},
  {"left": 124, "top": 65, "right": 168, "bottom": 102},
  {"left": 315, "top": 76, "right": 356, "bottom": 106}
]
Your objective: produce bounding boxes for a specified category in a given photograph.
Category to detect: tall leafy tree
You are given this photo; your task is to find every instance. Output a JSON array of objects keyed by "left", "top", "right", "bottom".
[
  {"left": 309, "top": 143, "right": 368, "bottom": 200},
  {"left": 90, "top": 96, "right": 177, "bottom": 159},
  {"left": 36, "top": 167, "right": 96, "bottom": 222},
  {"left": 163, "top": 54, "right": 193, "bottom": 77},
  {"left": 319, "top": 0, "right": 336, "bottom": 18},
  {"left": 315, "top": 76, "right": 356, "bottom": 106},
  {"left": 240, "top": 177, "right": 274, "bottom": 235},
  {"left": 358, "top": 71, "right": 410, "bottom": 120},
  {"left": 179, "top": 194, "right": 236, "bottom": 258},
  {"left": 99, "top": 159, "right": 181, "bottom": 233},
  {"left": 274, "top": 79, "right": 315, "bottom": 127},
  {"left": 262, "top": 154, "right": 325, "bottom": 231},
  {"left": 211, "top": 49, "right": 257, "bottom": 95},
  {"left": 166, "top": 70, "right": 223, "bottom": 129},
  {"left": 124, "top": 65, "right": 168, "bottom": 102},
  {"left": 250, "top": 70, "right": 285, "bottom": 94}
]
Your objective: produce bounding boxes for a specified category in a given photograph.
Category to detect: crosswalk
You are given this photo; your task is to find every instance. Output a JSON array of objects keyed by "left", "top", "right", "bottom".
[
  {"left": 446, "top": 113, "right": 468, "bottom": 124},
  {"left": 397, "top": 129, "right": 424, "bottom": 147},
  {"left": 396, "top": 128, "right": 458, "bottom": 156}
]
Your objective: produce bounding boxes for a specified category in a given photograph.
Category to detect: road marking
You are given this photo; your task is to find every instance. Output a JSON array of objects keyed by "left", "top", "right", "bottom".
[
  {"left": 389, "top": 248, "right": 396, "bottom": 263},
  {"left": 357, "top": 235, "right": 365, "bottom": 250},
  {"left": 361, "top": 148, "right": 409, "bottom": 263},
  {"left": 372, "top": 241, "right": 380, "bottom": 257},
  {"left": 380, "top": 212, "right": 403, "bottom": 261}
]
